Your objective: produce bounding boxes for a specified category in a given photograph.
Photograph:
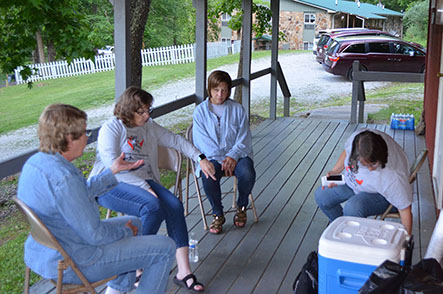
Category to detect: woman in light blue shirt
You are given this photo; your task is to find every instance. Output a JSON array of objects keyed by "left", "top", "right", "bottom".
[
  {"left": 18, "top": 104, "right": 176, "bottom": 294},
  {"left": 193, "top": 70, "right": 256, "bottom": 234}
]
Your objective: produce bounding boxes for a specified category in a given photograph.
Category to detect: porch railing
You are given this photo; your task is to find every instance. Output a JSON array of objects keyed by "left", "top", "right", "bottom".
[
  {"left": 0, "top": 62, "right": 291, "bottom": 180},
  {"left": 350, "top": 60, "right": 425, "bottom": 123}
]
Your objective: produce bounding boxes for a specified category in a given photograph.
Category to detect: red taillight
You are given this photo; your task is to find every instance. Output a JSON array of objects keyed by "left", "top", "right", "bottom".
[{"left": 328, "top": 56, "right": 340, "bottom": 62}]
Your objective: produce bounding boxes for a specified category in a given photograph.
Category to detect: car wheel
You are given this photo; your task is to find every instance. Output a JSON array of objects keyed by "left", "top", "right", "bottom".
[{"left": 347, "top": 66, "right": 367, "bottom": 82}]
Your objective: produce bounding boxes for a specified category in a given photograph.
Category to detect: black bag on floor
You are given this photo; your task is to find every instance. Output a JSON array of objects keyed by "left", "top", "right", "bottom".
[
  {"left": 358, "top": 260, "right": 407, "bottom": 294},
  {"left": 402, "top": 258, "right": 443, "bottom": 294},
  {"left": 293, "top": 251, "right": 318, "bottom": 294}
]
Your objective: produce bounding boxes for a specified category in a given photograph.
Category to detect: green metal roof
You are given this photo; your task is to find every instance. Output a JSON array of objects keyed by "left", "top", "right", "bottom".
[{"left": 294, "top": 0, "right": 402, "bottom": 20}]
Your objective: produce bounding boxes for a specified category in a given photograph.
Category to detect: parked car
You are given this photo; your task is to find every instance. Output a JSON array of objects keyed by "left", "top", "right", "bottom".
[
  {"left": 97, "top": 45, "right": 114, "bottom": 55},
  {"left": 313, "top": 30, "right": 327, "bottom": 55},
  {"left": 322, "top": 36, "right": 426, "bottom": 81},
  {"left": 314, "top": 28, "right": 370, "bottom": 58},
  {"left": 316, "top": 29, "right": 395, "bottom": 64}
]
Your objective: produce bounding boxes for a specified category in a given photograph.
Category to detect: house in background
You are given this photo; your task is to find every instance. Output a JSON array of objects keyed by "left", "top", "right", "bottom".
[{"left": 220, "top": 0, "right": 403, "bottom": 51}]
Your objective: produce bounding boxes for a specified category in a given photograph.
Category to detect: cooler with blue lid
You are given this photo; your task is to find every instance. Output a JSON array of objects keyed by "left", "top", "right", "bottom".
[{"left": 318, "top": 216, "right": 408, "bottom": 294}]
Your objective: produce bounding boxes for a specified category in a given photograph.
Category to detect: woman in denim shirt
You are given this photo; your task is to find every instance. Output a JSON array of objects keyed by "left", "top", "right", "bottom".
[{"left": 18, "top": 104, "right": 176, "bottom": 294}]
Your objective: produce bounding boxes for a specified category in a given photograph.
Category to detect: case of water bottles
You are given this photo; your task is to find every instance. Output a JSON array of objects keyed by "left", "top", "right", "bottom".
[{"left": 390, "top": 113, "right": 415, "bottom": 130}]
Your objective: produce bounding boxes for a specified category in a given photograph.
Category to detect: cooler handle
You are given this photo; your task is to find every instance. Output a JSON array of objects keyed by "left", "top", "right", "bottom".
[{"left": 337, "top": 270, "right": 370, "bottom": 290}]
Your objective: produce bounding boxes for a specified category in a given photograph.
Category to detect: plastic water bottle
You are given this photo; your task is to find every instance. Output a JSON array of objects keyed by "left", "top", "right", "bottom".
[{"left": 189, "top": 232, "right": 199, "bottom": 263}]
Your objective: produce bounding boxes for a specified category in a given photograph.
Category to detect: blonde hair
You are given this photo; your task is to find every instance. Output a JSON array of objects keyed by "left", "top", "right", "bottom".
[
  {"left": 38, "top": 104, "right": 87, "bottom": 153},
  {"left": 114, "top": 86, "right": 153, "bottom": 128}
]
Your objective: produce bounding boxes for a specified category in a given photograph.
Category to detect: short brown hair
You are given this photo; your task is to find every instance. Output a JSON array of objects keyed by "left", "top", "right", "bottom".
[
  {"left": 207, "top": 70, "right": 232, "bottom": 101},
  {"left": 114, "top": 86, "right": 153, "bottom": 127},
  {"left": 38, "top": 104, "right": 87, "bottom": 154}
]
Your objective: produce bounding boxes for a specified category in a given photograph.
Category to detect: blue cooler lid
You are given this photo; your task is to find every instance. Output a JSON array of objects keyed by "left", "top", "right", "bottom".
[{"left": 318, "top": 216, "right": 408, "bottom": 266}]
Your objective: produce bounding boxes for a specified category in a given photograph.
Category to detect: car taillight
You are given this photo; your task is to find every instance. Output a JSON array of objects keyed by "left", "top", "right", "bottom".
[{"left": 328, "top": 56, "right": 340, "bottom": 62}]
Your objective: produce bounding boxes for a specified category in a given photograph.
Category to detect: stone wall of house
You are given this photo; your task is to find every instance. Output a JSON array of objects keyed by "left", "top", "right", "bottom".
[
  {"left": 279, "top": 11, "right": 332, "bottom": 50},
  {"left": 316, "top": 13, "right": 331, "bottom": 34},
  {"left": 385, "top": 16, "right": 403, "bottom": 37},
  {"left": 279, "top": 11, "right": 304, "bottom": 50}
]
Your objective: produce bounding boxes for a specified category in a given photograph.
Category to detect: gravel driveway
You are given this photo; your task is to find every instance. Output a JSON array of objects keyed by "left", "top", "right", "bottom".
[{"left": 0, "top": 52, "right": 390, "bottom": 162}]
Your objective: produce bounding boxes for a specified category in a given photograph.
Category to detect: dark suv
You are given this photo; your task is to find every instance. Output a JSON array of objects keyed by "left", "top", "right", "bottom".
[{"left": 322, "top": 36, "right": 426, "bottom": 81}]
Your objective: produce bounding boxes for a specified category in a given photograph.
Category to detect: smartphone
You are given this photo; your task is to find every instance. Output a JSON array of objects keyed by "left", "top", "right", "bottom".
[
  {"left": 321, "top": 174, "right": 345, "bottom": 186},
  {"left": 326, "top": 175, "right": 343, "bottom": 181}
]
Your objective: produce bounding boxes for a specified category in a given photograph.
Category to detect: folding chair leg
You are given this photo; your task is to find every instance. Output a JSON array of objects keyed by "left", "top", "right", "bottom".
[
  {"left": 185, "top": 158, "right": 191, "bottom": 216},
  {"left": 24, "top": 266, "right": 30, "bottom": 294},
  {"left": 193, "top": 173, "right": 208, "bottom": 230},
  {"left": 249, "top": 194, "right": 259, "bottom": 222},
  {"left": 232, "top": 178, "right": 237, "bottom": 209},
  {"left": 56, "top": 261, "right": 64, "bottom": 294}
]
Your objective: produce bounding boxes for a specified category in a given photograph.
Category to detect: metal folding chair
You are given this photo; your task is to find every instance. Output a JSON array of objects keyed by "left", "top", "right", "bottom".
[
  {"left": 185, "top": 124, "right": 259, "bottom": 230},
  {"left": 14, "top": 197, "right": 116, "bottom": 294},
  {"left": 378, "top": 148, "right": 428, "bottom": 220}
]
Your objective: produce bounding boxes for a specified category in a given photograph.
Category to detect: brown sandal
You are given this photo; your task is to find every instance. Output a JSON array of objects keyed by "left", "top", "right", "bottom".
[
  {"left": 234, "top": 206, "right": 247, "bottom": 228},
  {"left": 209, "top": 214, "right": 225, "bottom": 234}
]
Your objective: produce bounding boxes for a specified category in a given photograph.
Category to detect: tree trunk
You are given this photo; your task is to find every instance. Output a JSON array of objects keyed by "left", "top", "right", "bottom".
[
  {"left": 234, "top": 29, "right": 243, "bottom": 103},
  {"left": 129, "top": 0, "right": 151, "bottom": 87},
  {"left": 47, "top": 40, "right": 56, "bottom": 62},
  {"left": 35, "top": 30, "right": 45, "bottom": 63}
]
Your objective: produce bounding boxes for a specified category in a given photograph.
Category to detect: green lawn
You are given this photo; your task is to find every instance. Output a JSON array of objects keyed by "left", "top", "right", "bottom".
[{"left": 0, "top": 50, "right": 297, "bottom": 135}]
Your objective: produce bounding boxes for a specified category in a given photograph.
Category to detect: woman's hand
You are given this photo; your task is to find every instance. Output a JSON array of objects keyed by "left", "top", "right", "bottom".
[
  {"left": 125, "top": 220, "right": 138, "bottom": 236},
  {"left": 222, "top": 156, "right": 237, "bottom": 177},
  {"left": 110, "top": 152, "right": 144, "bottom": 175},
  {"left": 147, "top": 187, "right": 159, "bottom": 198},
  {"left": 200, "top": 159, "right": 216, "bottom": 180}
]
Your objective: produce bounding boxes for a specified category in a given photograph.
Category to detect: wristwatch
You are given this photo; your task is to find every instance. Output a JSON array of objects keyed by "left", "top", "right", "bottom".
[{"left": 197, "top": 154, "right": 206, "bottom": 163}]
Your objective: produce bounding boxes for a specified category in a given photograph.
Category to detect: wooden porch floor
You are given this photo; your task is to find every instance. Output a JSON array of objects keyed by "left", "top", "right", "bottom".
[{"left": 29, "top": 118, "right": 437, "bottom": 294}]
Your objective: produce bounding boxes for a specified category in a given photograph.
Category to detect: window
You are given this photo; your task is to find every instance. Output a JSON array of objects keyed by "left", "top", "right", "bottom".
[
  {"left": 221, "top": 38, "right": 231, "bottom": 44},
  {"left": 304, "top": 13, "right": 316, "bottom": 24},
  {"left": 392, "top": 42, "right": 424, "bottom": 56},
  {"left": 368, "top": 42, "right": 390, "bottom": 53},
  {"left": 222, "top": 13, "right": 231, "bottom": 21},
  {"left": 344, "top": 43, "right": 366, "bottom": 54},
  {"left": 304, "top": 13, "right": 316, "bottom": 30},
  {"left": 303, "top": 42, "right": 313, "bottom": 50}
]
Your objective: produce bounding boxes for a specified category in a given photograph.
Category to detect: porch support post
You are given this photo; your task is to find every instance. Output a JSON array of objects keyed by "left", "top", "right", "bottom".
[
  {"left": 270, "top": 0, "right": 280, "bottom": 119},
  {"left": 242, "top": 0, "right": 252, "bottom": 120},
  {"left": 194, "top": 0, "right": 207, "bottom": 104},
  {"left": 114, "top": 0, "right": 132, "bottom": 101}
]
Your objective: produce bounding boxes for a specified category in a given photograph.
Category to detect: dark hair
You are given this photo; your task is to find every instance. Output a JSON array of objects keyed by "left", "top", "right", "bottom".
[
  {"left": 207, "top": 70, "right": 232, "bottom": 101},
  {"left": 349, "top": 130, "right": 388, "bottom": 172},
  {"left": 38, "top": 104, "right": 87, "bottom": 153},
  {"left": 114, "top": 86, "right": 153, "bottom": 127}
]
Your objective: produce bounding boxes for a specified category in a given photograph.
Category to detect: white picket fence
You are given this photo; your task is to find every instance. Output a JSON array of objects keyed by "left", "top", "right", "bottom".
[{"left": 14, "top": 41, "right": 242, "bottom": 84}]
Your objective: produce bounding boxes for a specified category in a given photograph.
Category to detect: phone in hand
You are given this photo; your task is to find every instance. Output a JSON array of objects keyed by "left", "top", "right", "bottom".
[{"left": 321, "top": 174, "right": 345, "bottom": 186}]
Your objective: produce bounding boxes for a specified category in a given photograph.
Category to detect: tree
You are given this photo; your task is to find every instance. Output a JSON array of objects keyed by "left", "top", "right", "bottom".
[
  {"left": 403, "top": 0, "right": 429, "bottom": 43},
  {"left": 208, "top": 0, "right": 282, "bottom": 102},
  {"left": 0, "top": 0, "right": 96, "bottom": 84},
  {"left": 144, "top": 0, "right": 195, "bottom": 48},
  {"left": 363, "top": 0, "right": 417, "bottom": 12}
]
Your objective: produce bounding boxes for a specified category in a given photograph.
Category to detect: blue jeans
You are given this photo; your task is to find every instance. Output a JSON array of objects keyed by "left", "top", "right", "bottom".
[
  {"left": 98, "top": 180, "right": 189, "bottom": 248},
  {"left": 314, "top": 183, "right": 391, "bottom": 221},
  {"left": 201, "top": 157, "right": 256, "bottom": 216},
  {"left": 62, "top": 216, "right": 175, "bottom": 293}
]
